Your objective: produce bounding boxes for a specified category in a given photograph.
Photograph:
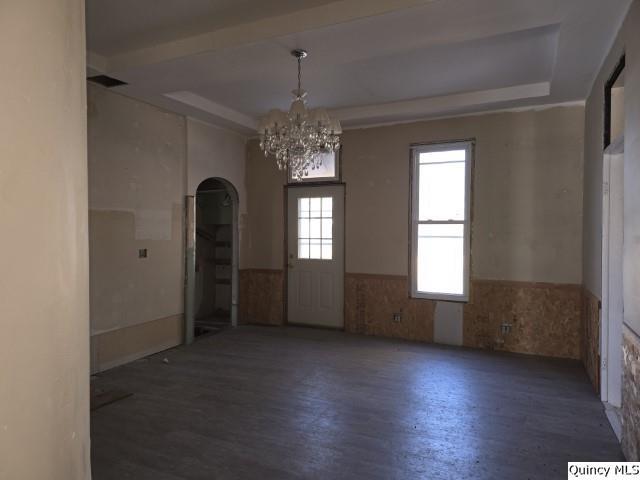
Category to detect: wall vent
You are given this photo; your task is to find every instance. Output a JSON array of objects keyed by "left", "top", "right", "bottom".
[{"left": 87, "top": 75, "right": 128, "bottom": 88}]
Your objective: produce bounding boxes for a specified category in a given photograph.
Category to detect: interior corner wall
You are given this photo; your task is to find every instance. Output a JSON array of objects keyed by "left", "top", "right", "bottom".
[
  {"left": 88, "top": 84, "right": 186, "bottom": 373},
  {"left": 243, "top": 106, "right": 585, "bottom": 358},
  {"left": 583, "top": 0, "right": 640, "bottom": 460},
  {"left": 0, "top": 0, "right": 91, "bottom": 478}
]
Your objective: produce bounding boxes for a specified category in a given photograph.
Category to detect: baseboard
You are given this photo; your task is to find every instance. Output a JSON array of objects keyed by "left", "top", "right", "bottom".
[
  {"left": 604, "top": 402, "right": 623, "bottom": 442},
  {"left": 92, "top": 340, "right": 181, "bottom": 374},
  {"left": 91, "top": 314, "right": 184, "bottom": 374}
]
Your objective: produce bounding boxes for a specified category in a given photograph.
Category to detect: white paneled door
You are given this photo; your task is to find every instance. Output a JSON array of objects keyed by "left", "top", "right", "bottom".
[{"left": 287, "top": 185, "right": 344, "bottom": 328}]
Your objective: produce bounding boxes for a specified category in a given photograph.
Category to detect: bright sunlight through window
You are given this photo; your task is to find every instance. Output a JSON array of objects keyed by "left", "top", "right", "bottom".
[{"left": 411, "top": 142, "right": 472, "bottom": 301}]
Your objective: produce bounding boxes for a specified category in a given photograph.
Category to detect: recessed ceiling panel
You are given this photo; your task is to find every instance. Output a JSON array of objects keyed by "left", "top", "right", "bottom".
[{"left": 189, "top": 24, "right": 559, "bottom": 117}]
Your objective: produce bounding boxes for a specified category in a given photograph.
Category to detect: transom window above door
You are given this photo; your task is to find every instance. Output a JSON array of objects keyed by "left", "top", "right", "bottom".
[
  {"left": 298, "top": 197, "right": 333, "bottom": 260},
  {"left": 288, "top": 150, "right": 340, "bottom": 183}
]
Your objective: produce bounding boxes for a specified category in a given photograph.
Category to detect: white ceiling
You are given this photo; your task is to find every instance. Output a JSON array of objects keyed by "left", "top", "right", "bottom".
[{"left": 86, "top": 0, "right": 632, "bottom": 134}]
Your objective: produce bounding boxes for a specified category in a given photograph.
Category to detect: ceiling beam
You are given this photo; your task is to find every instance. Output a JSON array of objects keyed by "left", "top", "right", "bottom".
[
  {"left": 105, "top": 0, "right": 438, "bottom": 72},
  {"left": 164, "top": 91, "right": 258, "bottom": 131}
]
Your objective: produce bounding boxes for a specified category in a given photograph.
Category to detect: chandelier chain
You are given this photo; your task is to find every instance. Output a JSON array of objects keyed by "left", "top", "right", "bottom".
[{"left": 297, "top": 56, "right": 302, "bottom": 94}]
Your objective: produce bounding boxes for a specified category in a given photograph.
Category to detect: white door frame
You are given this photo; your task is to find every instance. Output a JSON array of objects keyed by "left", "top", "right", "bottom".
[
  {"left": 601, "top": 136, "right": 624, "bottom": 407},
  {"left": 285, "top": 183, "right": 345, "bottom": 328}
]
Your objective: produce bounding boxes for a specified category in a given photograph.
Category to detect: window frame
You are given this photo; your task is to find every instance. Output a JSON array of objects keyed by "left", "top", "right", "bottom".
[
  {"left": 410, "top": 140, "right": 473, "bottom": 302},
  {"left": 287, "top": 148, "right": 341, "bottom": 184}
]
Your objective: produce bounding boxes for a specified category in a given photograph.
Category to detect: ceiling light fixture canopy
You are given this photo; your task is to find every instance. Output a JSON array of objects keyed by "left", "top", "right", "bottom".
[{"left": 259, "top": 49, "right": 341, "bottom": 180}]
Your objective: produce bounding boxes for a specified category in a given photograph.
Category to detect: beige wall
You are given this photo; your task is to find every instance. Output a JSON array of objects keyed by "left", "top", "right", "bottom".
[
  {"left": 187, "top": 118, "right": 249, "bottom": 269},
  {"left": 88, "top": 84, "right": 186, "bottom": 334},
  {"left": 245, "top": 142, "right": 288, "bottom": 270},
  {"left": 0, "top": 0, "right": 90, "bottom": 478},
  {"left": 187, "top": 118, "right": 247, "bottom": 204},
  {"left": 88, "top": 84, "right": 186, "bottom": 370},
  {"left": 88, "top": 86, "right": 251, "bottom": 370},
  {"left": 245, "top": 106, "right": 585, "bottom": 284}
]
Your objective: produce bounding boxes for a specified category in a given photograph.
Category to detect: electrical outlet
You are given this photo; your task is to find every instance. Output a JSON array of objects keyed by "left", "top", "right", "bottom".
[
  {"left": 138, "top": 248, "right": 148, "bottom": 258},
  {"left": 500, "top": 322, "right": 512, "bottom": 334},
  {"left": 393, "top": 312, "right": 402, "bottom": 323}
]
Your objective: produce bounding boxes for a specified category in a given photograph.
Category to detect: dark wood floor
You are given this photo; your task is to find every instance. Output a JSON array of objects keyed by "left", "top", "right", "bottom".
[{"left": 91, "top": 326, "right": 623, "bottom": 479}]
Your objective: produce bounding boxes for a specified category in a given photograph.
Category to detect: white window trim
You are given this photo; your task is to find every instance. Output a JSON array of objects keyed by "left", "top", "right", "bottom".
[{"left": 410, "top": 140, "right": 473, "bottom": 302}]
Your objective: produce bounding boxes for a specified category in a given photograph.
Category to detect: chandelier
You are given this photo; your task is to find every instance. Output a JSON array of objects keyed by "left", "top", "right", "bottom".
[{"left": 259, "top": 49, "right": 342, "bottom": 180}]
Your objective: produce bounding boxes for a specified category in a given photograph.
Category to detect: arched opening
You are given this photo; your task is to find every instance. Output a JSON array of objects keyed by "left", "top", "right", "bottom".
[{"left": 185, "top": 177, "right": 239, "bottom": 342}]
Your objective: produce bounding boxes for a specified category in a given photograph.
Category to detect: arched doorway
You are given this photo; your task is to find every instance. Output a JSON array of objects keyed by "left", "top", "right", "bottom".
[{"left": 185, "top": 178, "right": 239, "bottom": 343}]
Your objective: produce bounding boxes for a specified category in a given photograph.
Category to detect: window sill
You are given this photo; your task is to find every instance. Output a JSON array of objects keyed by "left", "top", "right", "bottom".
[{"left": 411, "top": 292, "right": 469, "bottom": 303}]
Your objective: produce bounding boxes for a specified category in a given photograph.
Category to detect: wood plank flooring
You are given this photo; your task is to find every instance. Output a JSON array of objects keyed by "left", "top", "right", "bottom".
[{"left": 91, "top": 326, "right": 623, "bottom": 479}]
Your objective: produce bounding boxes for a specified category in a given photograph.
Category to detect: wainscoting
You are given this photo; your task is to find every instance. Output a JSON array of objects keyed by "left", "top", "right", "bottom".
[
  {"left": 344, "top": 273, "right": 435, "bottom": 342},
  {"left": 239, "top": 269, "right": 585, "bottom": 359},
  {"left": 581, "top": 287, "right": 601, "bottom": 393},
  {"left": 239, "top": 269, "right": 284, "bottom": 326},
  {"left": 463, "top": 280, "right": 582, "bottom": 359},
  {"left": 622, "top": 326, "right": 640, "bottom": 460}
]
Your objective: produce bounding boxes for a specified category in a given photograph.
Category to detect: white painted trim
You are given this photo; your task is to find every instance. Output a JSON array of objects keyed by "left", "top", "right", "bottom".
[
  {"left": 245, "top": 100, "right": 586, "bottom": 140},
  {"left": 333, "top": 82, "right": 550, "bottom": 124},
  {"left": 603, "top": 402, "right": 623, "bottom": 442},
  {"left": 92, "top": 339, "right": 181, "bottom": 374},
  {"left": 410, "top": 140, "right": 472, "bottom": 302},
  {"left": 90, "top": 314, "right": 183, "bottom": 336},
  {"left": 165, "top": 91, "right": 258, "bottom": 131},
  {"left": 178, "top": 83, "right": 556, "bottom": 136},
  {"left": 341, "top": 100, "right": 586, "bottom": 131},
  {"left": 601, "top": 138, "right": 624, "bottom": 406}
]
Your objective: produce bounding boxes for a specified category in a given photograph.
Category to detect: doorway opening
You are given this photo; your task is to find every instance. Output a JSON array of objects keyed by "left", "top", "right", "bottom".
[
  {"left": 601, "top": 54, "right": 625, "bottom": 441},
  {"left": 186, "top": 178, "right": 239, "bottom": 341}
]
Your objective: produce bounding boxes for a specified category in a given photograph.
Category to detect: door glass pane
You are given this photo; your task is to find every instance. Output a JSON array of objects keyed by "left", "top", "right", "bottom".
[
  {"left": 321, "top": 240, "right": 333, "bottom": 260},
  {"left": 298, "top": 239, "right": 310, "bottom": 259},
  {"left": 309, "top": 218, "right": 321, "bottom": 238},
  {"left": 309, "top": 239, "right": 322, "bottom": 259},
  {"left": 297, "top": 196, "right": 333, "bottom": 260},
  {"left": 417, "top": 224, "right": 464, "bottom": 295},
  {"left": 418, "top": 150, "right": 466, "bottom": 221},
  {"left": 310, "top": 198, "right": 322, "bottom": 217},
  {"left": 321, "top": 219, "right": 332, "bottom": 239},
  {"left": 322, "top": 197, "right": 333, "bottom": 216},
  {"left": 299, "top": 198, "right": 309, "bottom": 216},
  {"left": 298, "top": 218, "right": 309, "bottom": 238}
]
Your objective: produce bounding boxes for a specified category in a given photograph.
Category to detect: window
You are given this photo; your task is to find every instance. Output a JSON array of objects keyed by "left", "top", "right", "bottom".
[
  {"left": 410, "top": 141, "right": 472, "bottom": 301},
  {"left": 288, "top": 150, "right": 340, "bottom": 183},
  {"left": 298, "top": 197, "right": 333, "bottom": 260}
]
